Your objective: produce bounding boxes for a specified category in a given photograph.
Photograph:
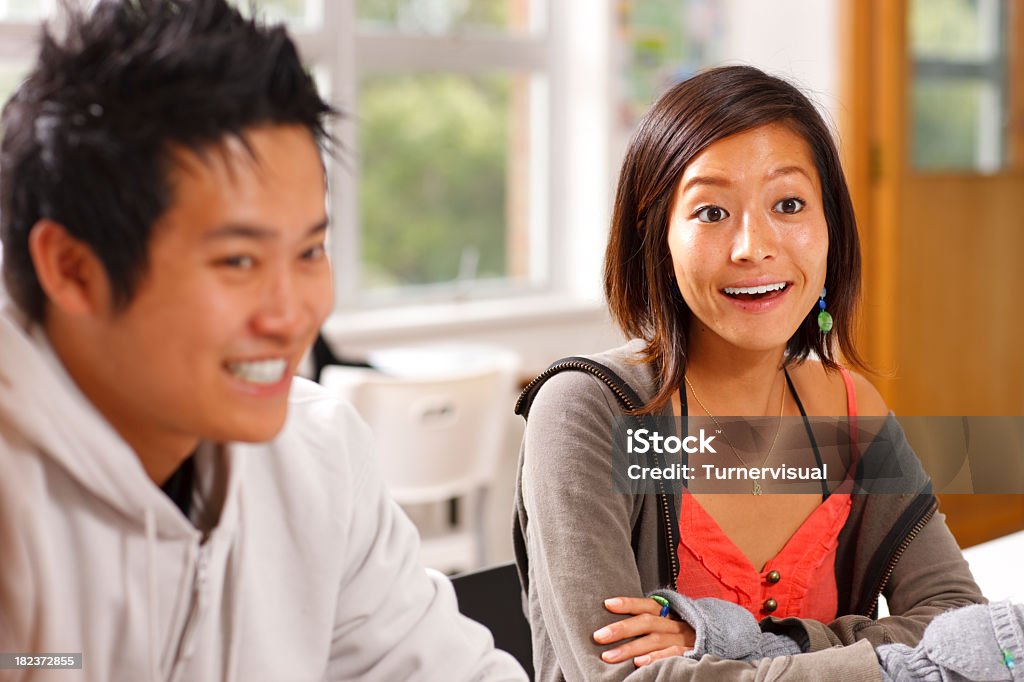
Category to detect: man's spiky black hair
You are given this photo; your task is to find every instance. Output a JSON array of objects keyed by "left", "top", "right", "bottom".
[{"left": 0, "top": 0, "right": 336, "bottom": 320}]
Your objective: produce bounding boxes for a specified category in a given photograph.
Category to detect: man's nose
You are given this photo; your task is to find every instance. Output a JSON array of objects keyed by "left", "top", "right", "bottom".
[{"left": 251, "top": 271, "right": 308, "bottom": 340}]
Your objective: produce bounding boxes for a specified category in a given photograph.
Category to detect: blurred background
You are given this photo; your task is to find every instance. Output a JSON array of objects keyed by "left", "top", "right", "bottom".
[{"left": 1, "top": 0, "right": 1021, "bottom": 572}]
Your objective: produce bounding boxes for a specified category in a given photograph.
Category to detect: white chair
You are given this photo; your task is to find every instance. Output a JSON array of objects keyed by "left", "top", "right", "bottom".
[{"left": 321, "top": 352, "right": 517, "bottom": 574}]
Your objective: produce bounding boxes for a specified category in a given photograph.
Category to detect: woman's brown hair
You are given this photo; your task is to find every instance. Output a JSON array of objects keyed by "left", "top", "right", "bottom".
[{"left": 604, "top": 65, "right": 866, "bottom": 415}]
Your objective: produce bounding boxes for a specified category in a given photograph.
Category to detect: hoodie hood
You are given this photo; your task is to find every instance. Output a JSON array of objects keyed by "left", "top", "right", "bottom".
[
  {"left": 0, "top": 291, "right": 197, "bottom": 540},
  {"left": 0, "top": 287, "right": 246, "bottom": 681}
]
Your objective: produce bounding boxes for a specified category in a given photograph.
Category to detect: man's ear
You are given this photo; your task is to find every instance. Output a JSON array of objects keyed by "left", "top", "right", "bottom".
[{"left": 27, "top": 220, "right": 110, "bottom": 316}]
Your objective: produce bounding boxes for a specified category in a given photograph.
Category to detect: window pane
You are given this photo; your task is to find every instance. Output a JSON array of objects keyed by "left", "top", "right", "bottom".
[
  {"left": 356, "top": 0, "right": 538, "bottom": 35},
  {"left": 910, "top": 0, "right": 1001, "bottom": 61},
  {"left": 229, "top": 0, "right": 320, "bottom": 29},
  {"left": 358, "top": 72, "right": 539, "bottom": 298},
  {"left": 0, "top": 0, "right": 53, "bottom": 21},
  {"left": 618, "top": 0, "right": 724, "bottom": 128},
  {"left": 912, "top": 78, "right": 1002, "bottom": 171},
  {"left": 908, "top": 0, "right": 1008, "bottom": 171}
]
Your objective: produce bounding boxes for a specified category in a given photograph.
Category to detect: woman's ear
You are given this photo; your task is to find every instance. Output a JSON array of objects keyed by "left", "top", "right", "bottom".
[{"left": 27, "top": 220, "right": 111, "bottom": 316}]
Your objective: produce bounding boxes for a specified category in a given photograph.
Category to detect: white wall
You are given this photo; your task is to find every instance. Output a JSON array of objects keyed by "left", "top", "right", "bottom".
[
  {"left": 720, "top": 0, "right": 842, "bottom": 128},
  {"left": 323, "top": 299, "right": 625, "bottom": 377}
]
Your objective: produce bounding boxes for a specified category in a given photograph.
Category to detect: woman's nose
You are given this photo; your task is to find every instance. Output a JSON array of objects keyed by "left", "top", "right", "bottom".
[{"left": 731, "top": 211, "right": 778, "bottom": 263}]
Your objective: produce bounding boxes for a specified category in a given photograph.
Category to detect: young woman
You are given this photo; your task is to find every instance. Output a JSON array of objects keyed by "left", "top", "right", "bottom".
[{"left": 513, "top": 66, "right": 984, "bottom": 681}]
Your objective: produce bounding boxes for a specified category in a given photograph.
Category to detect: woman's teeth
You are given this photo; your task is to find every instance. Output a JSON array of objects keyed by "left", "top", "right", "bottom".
[
  {"left": 723, "top": 282, "right": 787, "bottom": 296},
  {"left": 226, "top": 358, "right": 288, "bottom": 385}
]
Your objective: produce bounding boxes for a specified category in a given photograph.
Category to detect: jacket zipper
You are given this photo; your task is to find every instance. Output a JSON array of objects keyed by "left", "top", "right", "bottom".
[
  {"left": 515, "top": 360, "right": 634, "bottom": 416},
  {"left": 168, "top": 544, "right": 210, "bottom": 682},
  {"left": 864, "top": 501, "right": 937, "bottom": 617},
  {"left": 516, "top": 360, "right": 680, "bottom": 582}
]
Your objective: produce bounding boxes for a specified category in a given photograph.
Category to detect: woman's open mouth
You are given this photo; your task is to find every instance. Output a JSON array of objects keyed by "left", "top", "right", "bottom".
[{"left": 722, "top": 281, "right": 789, "bottom": 302}]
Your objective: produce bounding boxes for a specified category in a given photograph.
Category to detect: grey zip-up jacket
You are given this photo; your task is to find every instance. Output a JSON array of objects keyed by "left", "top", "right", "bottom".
[{"left": 513, "top": 341, "right": 984, "bottom": 681}]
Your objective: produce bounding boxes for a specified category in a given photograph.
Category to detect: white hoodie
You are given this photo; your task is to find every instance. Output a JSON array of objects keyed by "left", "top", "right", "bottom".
[{"left": 0, "top": 292, "right": 525, "bottom": 682}]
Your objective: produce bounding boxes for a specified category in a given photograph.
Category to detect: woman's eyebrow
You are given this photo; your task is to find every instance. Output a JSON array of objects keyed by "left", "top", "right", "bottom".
[
  {"left": 680, "top": 174, "right": 731, "bottom": 194},
  {"left": 765, "top": 165, "right": 813, "bottom": 182},
  {"left": 680, "top": 165, "right": 813, "bottom": 195}
]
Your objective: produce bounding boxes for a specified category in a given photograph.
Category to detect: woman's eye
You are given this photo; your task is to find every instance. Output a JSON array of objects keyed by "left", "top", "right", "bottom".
[
  {"left": 695, "top": 205, "right": 729, "bottom": 223},
  {"left": 774, "top": 197, "right": 806, "bottom": 214}
]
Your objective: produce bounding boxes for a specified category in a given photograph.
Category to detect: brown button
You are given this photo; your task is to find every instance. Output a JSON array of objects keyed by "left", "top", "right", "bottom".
[
  {"left": 763, "top": 598, "right": 778, "bottom": 613},
  {"left": 766, "top": 570, "right": 781, "bottom": 584}
]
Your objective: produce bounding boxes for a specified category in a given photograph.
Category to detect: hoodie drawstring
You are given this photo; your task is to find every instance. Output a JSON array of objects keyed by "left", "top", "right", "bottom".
[
  {"left": 145, "top": 507, "right": 160, "bottom": 682},
  {"left": 224, "top": 489, "right": 245, "bottom": 682}
]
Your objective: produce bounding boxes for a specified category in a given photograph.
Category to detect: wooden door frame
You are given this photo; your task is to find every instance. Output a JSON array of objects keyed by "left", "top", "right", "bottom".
[
  {"left": 839, "top": 0, "right": 1024, "bottom": 548},
  {"left": 839, "top": 0, "right": 1024, "bottom": 404},
  {"left": 1012, "top": 0, "right": 1024, "bottom": 166},
  {"left": 838, "top": 0, "right": 906, "bottom": 400}
]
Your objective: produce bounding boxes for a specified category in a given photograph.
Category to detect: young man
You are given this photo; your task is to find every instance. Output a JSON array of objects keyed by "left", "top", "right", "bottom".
[{"left": 0, "top": 1, "right": 525, "bottom": 680}]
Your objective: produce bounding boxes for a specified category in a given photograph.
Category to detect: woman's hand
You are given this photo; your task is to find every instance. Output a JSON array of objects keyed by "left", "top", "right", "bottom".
[{"left": 593, "top": 596, "right": 696, "bottom": 667}]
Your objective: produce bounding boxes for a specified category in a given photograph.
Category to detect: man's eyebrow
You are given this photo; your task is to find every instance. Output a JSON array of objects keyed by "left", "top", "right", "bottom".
[
  {"left": 305, "top": 218, "right": 330, "bottom": 236},
  {"left": 204, "top": 218, "right": 329, "bottom": 241}
]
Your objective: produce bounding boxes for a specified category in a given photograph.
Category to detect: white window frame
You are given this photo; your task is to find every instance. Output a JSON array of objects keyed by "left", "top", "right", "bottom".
[
  {"left": 0, "top": 1, "right": 618, "bottom": 343},
  {"left": 294, "top": 1, "right": 615, "bottom": 336}
]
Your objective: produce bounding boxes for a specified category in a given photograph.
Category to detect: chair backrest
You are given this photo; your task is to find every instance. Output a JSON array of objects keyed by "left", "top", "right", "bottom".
[
  {"left": 451, "top": 562, "right": 534, "bottom": 679},
  {"left": 321, "top": 362, "right": 514, "bottom": 504}
]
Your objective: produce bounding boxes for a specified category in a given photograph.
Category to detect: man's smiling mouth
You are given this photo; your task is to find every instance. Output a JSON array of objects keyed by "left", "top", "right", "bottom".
[{"left": 225, "top": 358, "right": 288, "bottom": 385}]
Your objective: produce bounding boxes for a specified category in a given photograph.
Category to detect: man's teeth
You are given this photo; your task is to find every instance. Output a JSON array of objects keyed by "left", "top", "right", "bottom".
[
  {"left": 226, "top": 359, "right": 288, "bottom": 385},
  {"left": 724, "top": 282, "right": 787, "bottom": 295}
]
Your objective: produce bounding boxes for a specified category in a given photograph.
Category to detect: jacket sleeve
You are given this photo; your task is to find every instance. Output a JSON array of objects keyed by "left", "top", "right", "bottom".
[
  {"left": 323, "top": 410, "right": 527, "bottom": 682},
  {"left": 519, "top": 372, "right": 883, "bottom": 682},
  {"left": 762, "top": 509, "right": 985, "bottom": 652},
  {"left": 876, "top": 601, "right": 1024, "bottom": 682}
]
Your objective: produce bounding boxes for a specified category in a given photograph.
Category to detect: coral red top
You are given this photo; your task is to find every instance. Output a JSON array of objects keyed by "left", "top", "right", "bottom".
[{"left": 675, "top": 368, "right": 858, "bottom": 621}]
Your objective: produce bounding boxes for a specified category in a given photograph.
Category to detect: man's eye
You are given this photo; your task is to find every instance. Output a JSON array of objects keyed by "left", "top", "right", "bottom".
[
  {"left": 220, "top": 255, "right": 255, "bottom": 269},
  {"left": 302, "top": 244, "right": 326, "bottom": 261},
  {"left": 695, "top": 205, "right": 729, "bottom": 223},
  {"left": 774, "top": 197, "right": 806, "bottom": 214}
]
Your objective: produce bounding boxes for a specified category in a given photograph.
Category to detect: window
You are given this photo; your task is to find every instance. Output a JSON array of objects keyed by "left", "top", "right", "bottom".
[
  {"left": 616, "top": 0, "right": 726, "bottom": 130},
  {"left": 909, "top": 0, "right": 1011, "bottom": 172},
  {"left": 614, "top": 0, "right": 841, "bottom": 144},
  {"left": 250, "top": 0, "right": 556, "bottom": 309},
  {"left": 0, "top": 1, "right": 582, "bottom": 315},
  {"left": 351, "top": 1, "right": 551, "bottom": 308}
]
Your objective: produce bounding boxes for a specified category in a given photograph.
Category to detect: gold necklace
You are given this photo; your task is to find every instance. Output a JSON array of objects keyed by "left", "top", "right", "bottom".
[{"left": 684, "top": 373, "right": 786, "bottom": 495}]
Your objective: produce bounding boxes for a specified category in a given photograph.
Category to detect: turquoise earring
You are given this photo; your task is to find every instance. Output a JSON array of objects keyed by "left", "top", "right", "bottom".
[{"left": 817, "top": 287, "right": 833, "bottom": 333}]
